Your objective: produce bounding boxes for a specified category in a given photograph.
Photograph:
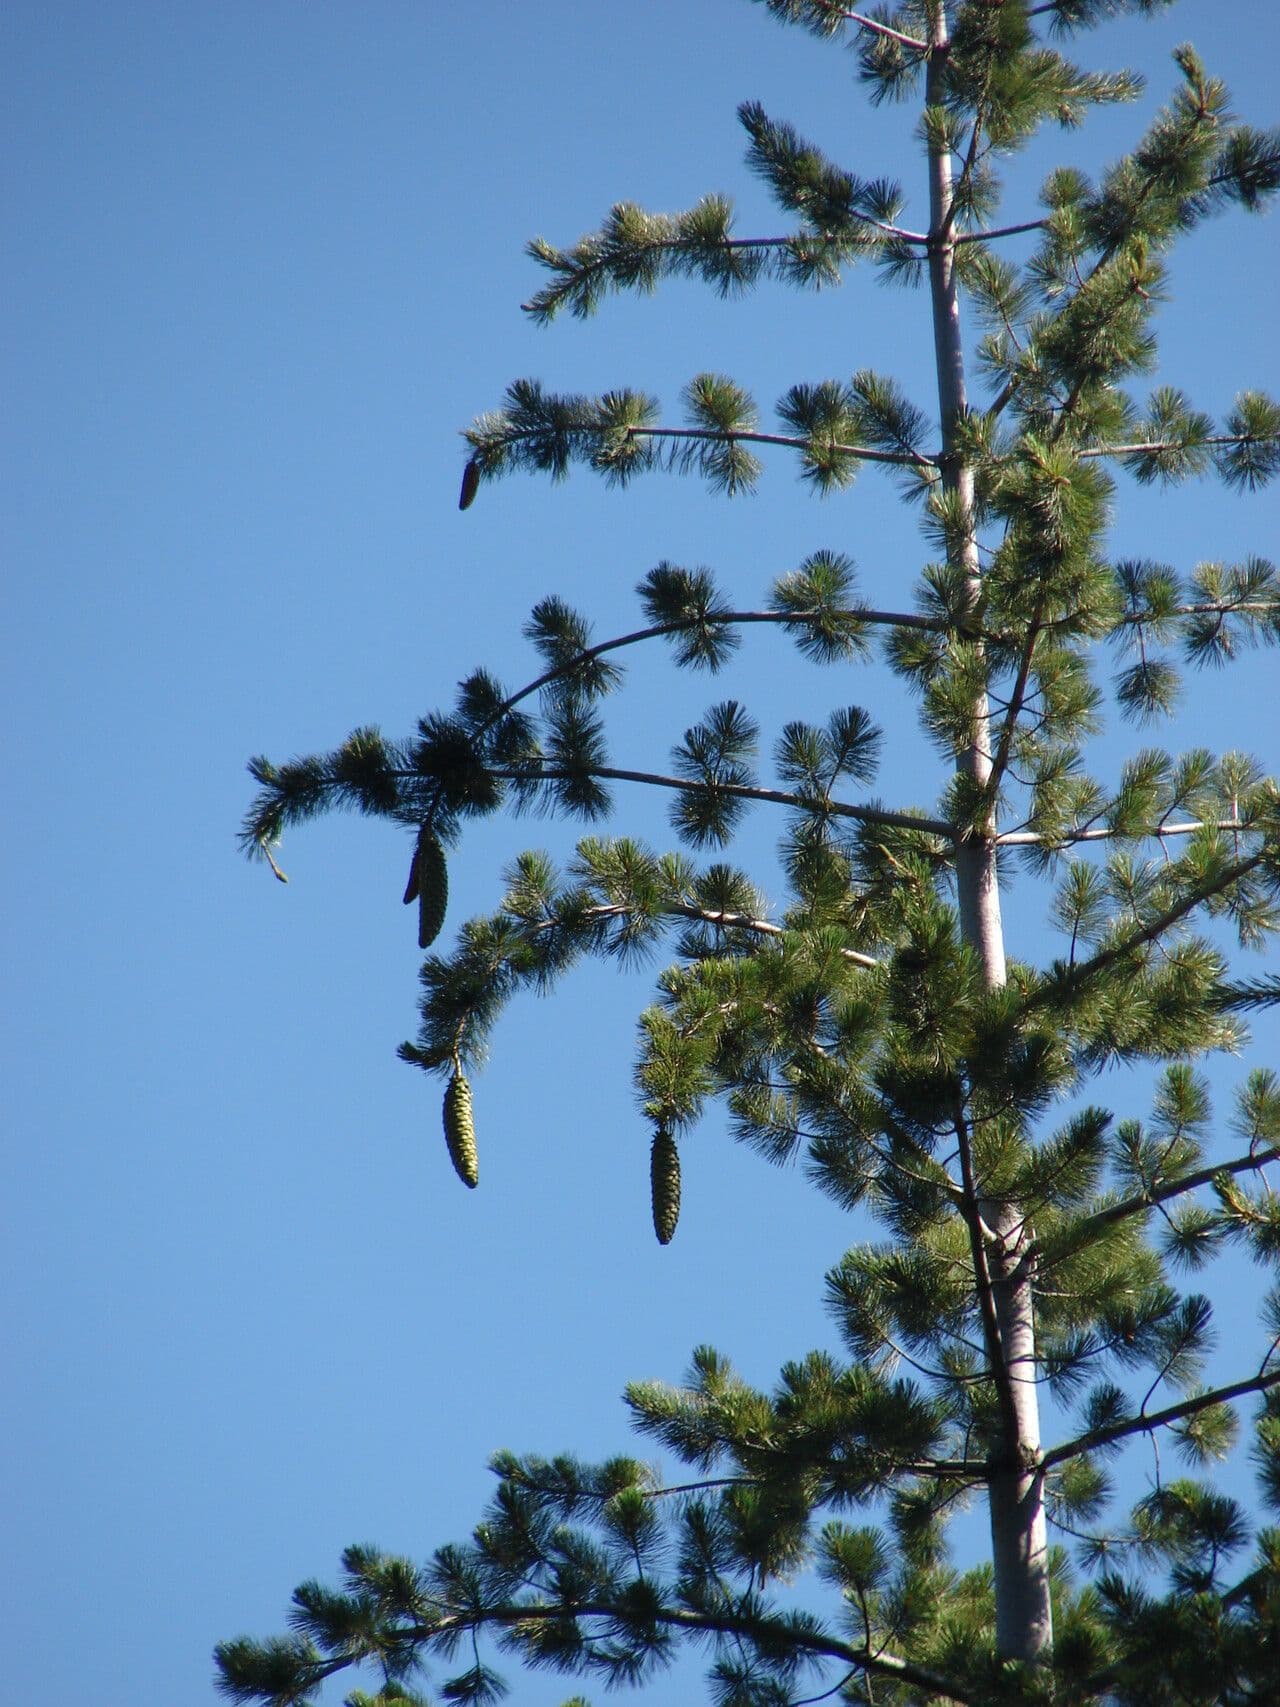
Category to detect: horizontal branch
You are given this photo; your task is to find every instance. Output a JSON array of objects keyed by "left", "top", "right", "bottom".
[
  {"left": 438, "top": 605, "right": 941, "bottom": 789},
  {"left": 528, "top": 224, "right": 926, "bottom": 278},
  {"left": 521, "top": 219, "right": 932, "bottom": 321},
  {"left": 1033, "top": 1142, "right": 1280, "bottom": 1272},
  {"left": 1077, "top": 432, "right": 1280, "bottom": 462},
  {"left": 500, "top": 606, "right": 941, "bottom": 719},
  {"left": 431, "top": 1597, "right": 972, "bottom": 1702},
  {"left": 481, "top": 763, "right": 957, "bottom": 839},
  {"left": 954, "top": 217, "right": 1049, "bottom": 247},
  {"left": 638, "top": 1450, "right": 990, "bottom": 1494},
  {"left": 998, "top": 818, "right": 1252, "bottom": 848},
  {"left": 1044, "top": 1367, "right": 1280, "bottom": 1469},
  {"left": 534, "top": 898, "right": 881, "bottom": 970},
  {"left": 1110, "top": 600, "right": 1280, "bottom": 629},
  {"left": 393, "top": 603, "right": 944, "bottom": 841},
  {"left": 660, "top": 900, "right": 880, "bottom": 967},
  {"left": 258, "top": 1590, "right": 973, "bottom": 1707},
  {"left": 634, "top": 424, "right": 937, "bottom": 471}
]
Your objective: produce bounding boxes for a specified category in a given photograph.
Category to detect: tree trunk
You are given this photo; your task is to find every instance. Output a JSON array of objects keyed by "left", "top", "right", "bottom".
[
  {"left": 986, "top": 1214, "right": 1054, "bottom": 1663},
  {"left": 924, "top": 6, "right": 1054, "bottom": 1664}
]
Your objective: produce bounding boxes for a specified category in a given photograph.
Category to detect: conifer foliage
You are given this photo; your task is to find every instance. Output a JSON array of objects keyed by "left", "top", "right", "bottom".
[{"left": 227, "top": 3, "right": 1280, "bottom": 1701}]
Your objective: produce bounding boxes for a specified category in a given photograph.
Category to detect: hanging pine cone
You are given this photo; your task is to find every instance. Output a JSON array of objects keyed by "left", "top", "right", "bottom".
[
  {"left": 650, "top": 1128, "right": 680, "bottom": 1245},
  {"left": 458, "top": 459, "right": 481, "bottom": 511},
  {"left": 443, "top": 1069, "right": 478, "bottom": 1188},
  {"left": 408, "top": 828, "right": 448, "bottom": 949}
]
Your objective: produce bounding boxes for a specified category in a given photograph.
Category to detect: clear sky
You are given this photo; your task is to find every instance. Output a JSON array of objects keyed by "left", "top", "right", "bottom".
[{"left": 3, "top": 3, "right": 1278, "bottom": 1702}]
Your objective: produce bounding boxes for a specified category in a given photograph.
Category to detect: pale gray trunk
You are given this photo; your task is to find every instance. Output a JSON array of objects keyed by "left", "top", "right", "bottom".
[
  {"left": 986, "top": 1213, "right": 1053, "bottom": 1662},
  {"left": 924, "top": 6, "right": 1053, "bottom": 1664}
]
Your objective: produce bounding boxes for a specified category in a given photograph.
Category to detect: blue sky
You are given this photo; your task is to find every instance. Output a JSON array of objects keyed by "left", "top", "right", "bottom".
[{"left": 3, "top": 3, "right": 1278, "bottom": 1702}]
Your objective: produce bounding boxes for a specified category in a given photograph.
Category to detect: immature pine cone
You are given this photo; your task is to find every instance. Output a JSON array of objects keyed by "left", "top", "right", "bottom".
[
  {"left": 650, "top": 1128, "right": 681, "bottom": 1245},
  {"left": 443, "top": 1070, "right": 478, "bottom": 1189}
]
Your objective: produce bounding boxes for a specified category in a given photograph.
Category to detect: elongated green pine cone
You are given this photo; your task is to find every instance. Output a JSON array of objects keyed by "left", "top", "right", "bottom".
[
  {"left": 410, "top": 829, "right": 448, "bottom": 949},
  {"left": 458, "top": 458, "right": 481, "bottom": 511},
  {"left": 650, "top": 1128, "right": 680, "bottom": 1245},
  {"left": 443, "top": 1070, "right": 478, "bottom": 1188}
]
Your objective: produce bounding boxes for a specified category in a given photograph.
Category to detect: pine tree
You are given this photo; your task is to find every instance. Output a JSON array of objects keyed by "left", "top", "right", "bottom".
[{"left": 222, "top": 3, "right": 1280, "bottom": 1701}]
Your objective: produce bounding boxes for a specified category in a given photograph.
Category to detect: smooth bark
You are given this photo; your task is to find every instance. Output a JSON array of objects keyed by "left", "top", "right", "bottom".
[{"left": 925, "top": 3, "right": 1053, "bottom": 1664}]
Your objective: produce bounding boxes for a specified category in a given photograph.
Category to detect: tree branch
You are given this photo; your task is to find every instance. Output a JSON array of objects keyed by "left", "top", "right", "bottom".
[
  {"left": 522, "top": 221, "right": 932, "bottom": 320},
  {"left": 252, "top": 1594, "right": 975, "bottom": 1707},
  {"left": 463, "top": 604, "right": 943, "bottom": 756},
  {"left": 1078, "top": 432, "right": 1280, "bottom": 462},
  {"left": 633, "top": 424, "right": 937, "bottom": 470},
  {"left": 479, "top": 763, "right": 957, "bottom": 839},
  {"left": 1026, "top": 851, "right": 1266, "bottom": 1004},
  {"left": 1110, "top": 599, "right": 1280, "bottom": 630},
  {"left": 997, "top": 818, "right": 1253, "bottom": 848},
  {"left": 984, "top": 594, "right": 1051, "bottom": 809},
  {"left": 837, "top": 10, "right": 929, "bottom": 52},
  {"left": 662, "top": 900, "right": 879, "bottom": 966},
  {"left": 1032, "top": 1141, "right": 1280, "bottom": 1271},
  {"left": 953, "top": 1105, "right": 1022, "bottom": 1456},
  {"left": 1043, "top": 1368, "right": 1280, "bottom": 1469},
  {"left": 530, "top": 898, "right": 882, "bottom": 970},
  {"left": 941, "top": 109, "right": 988, "bottom": 248},
  {"left": 443, "top": 1598, "right": 974, "bottom": 1701},
  {"left": 955, "top": 218, "right": 1050, "bottom": 247}
]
